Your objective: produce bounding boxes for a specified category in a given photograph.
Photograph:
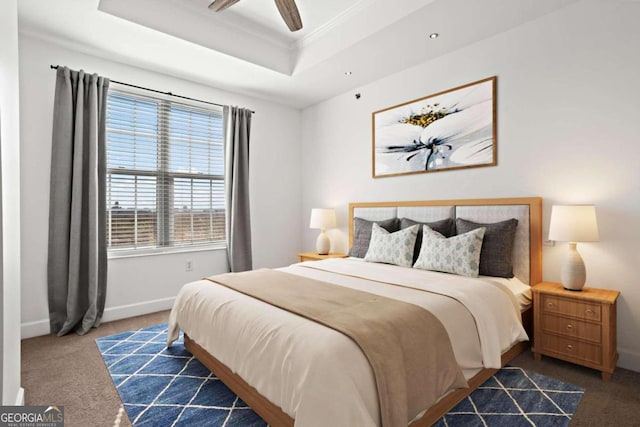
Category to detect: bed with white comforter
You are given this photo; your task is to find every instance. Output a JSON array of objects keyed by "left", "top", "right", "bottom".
[{"left": 168, "top": 257, "right": 528, "bottom": 427}]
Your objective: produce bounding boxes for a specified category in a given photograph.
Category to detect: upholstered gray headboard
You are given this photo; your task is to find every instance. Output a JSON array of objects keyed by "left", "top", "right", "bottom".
[{"left": 349, "top": 198, "right": 542, "bottom": 285}]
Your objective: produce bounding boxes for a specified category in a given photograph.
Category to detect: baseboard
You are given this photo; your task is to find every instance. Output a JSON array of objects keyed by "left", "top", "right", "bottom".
[
  {"left": 21, "top": 319, "right": 50, "bottom": 339},
  {"left": 618, "top": 347, "right": 640, "bottom": 373},
  {"left": 15, "top": 387, "right": 24, "bottom": 406},
  {"left": 101, "top": 296, "right": 175, "bottom": 323},
  {"left": 21, "top": 297, "right": 175, "bottom": 339}
]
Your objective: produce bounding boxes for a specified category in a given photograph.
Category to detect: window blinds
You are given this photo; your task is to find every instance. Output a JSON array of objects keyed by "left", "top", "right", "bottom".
[{"left": 106, "top": 90, "right": 225, "bottom": 253}]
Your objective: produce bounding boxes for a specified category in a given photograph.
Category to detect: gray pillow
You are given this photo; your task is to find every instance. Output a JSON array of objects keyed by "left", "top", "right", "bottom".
[
  {"left": 400, "top": 218, "right": 455, "bottom": 263},
  {"left": 455, "top": 218, "right": 518, "bottom": 278},
  {"left": 348, "top": 217, "right": 400, "bottom": 258}
]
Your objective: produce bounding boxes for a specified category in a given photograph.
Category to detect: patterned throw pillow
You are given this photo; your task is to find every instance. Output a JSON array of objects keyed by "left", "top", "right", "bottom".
[
  {"left": 413, "top": 226, "right": 486, "bottom": 277},
  {"left": 364, "top": 223, "right": 419, "bottom": 267}
]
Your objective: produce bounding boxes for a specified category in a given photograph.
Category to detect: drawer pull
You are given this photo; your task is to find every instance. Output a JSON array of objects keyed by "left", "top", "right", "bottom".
[
  {"left": 566, "top": 344, "right": 574, "bottom": 352},
  {"left": 547, "top": 302, "right": 555, "bottom": 308},
  {"left": 566, "top": 324, "right": 573, "bottom": 331},
  {"left": 585, "top": 309, "right": 595, "bottom": 316}
]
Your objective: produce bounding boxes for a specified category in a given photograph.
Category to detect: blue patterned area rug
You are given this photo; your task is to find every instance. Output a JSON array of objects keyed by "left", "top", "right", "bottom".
[
  {"left": 97, "top": 324, "right": 584, "bottom": 426},
  {"left": 433, "top": 367, "right": 584, "bottom": 427}
]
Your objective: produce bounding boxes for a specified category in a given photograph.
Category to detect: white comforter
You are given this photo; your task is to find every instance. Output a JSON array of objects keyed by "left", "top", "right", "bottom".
[{"left": 168, "top": 258, "right": 528, "bottom": 427}]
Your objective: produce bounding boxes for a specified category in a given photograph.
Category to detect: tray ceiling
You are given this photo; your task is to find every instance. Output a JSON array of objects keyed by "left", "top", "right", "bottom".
[{"left": 18, "top": 0, "right": 579, "bottom": 107}]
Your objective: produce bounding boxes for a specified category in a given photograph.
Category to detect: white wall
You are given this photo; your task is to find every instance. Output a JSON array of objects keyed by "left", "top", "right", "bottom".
[
  {"left": 19, "top": 35, "right": 302, "bottom": 337},
  {"left": 0, "top": 0, "right": 23, "bottom": 405},
  {"left": 300, "top": 1, "right": 640, "bottom": 371}
]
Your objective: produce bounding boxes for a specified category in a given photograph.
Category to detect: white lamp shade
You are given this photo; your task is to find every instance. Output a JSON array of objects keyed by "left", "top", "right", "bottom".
[
  {"left": 548, "top": 205, "right": 599, "bottom": 242},
  {"left": 309, "top": 208, "right": 336, "bottom": 230}
]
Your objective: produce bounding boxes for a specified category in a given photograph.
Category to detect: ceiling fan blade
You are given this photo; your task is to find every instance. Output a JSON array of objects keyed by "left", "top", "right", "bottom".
[
  {"left": 208, "top": 0, "right": 240, "bottom": 12},
  {"left": 274, "top": 0, "right": 303, "bottom": 32}
]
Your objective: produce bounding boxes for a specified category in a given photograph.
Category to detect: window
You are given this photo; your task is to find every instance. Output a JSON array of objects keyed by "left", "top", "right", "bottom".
[{"left": 106, "top": 90, "right": 225, "bottom": 254}]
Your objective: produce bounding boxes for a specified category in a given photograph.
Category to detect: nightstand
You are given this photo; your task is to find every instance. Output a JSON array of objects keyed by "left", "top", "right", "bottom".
[
  {"left": 298, "top": 252, "right": 348, "bottom": 262},
  {"left": 532, "top": 282, "right": 620, "bottom": 381}
]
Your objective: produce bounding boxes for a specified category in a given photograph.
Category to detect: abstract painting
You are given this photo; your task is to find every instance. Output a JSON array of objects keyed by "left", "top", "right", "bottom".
[{"left": 372, "top": 77, "right": 496, "bottom": 178}]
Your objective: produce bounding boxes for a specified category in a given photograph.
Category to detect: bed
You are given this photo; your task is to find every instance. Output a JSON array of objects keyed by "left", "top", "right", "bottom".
[{"left": 168, "top": 197, "right": 542, "bottom": 426}]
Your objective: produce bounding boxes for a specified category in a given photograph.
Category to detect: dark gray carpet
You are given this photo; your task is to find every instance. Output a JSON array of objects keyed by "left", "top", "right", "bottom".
[{"left": 22, "top": 311, "right": 640, "bottom": 426}]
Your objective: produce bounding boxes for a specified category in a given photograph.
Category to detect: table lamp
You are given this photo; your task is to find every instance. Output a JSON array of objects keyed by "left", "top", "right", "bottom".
[
  {"left": 548, "top": 205, "right": 599, "bottom": 291},
  {"left": 309, "top": 208, "right": 336, "bottom": 255}
]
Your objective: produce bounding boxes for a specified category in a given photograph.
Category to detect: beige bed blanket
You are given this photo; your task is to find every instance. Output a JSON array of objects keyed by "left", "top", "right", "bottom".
[{"left": 205, "top": 268, "right": 467, "bottom": 427}]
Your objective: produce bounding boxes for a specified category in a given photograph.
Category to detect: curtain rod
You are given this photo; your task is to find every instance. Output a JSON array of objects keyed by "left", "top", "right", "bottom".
[{"left": 49, "top": 65, "right": 254, "bottom": 113}]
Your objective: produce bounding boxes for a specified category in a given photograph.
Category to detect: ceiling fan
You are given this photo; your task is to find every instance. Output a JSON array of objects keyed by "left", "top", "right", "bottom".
[{"left": 208, "top": 0, "right": 303, "bottom": 32}]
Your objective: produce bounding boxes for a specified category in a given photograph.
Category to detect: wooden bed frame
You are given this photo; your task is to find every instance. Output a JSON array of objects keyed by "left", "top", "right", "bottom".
[{"left": 184, "top": 197, "right": 543, "bottom": 427}]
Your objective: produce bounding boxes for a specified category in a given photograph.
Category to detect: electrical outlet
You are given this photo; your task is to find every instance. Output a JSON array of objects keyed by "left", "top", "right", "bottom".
[{"left": 185, "top": 260, "right": 193, "bottom": 272}]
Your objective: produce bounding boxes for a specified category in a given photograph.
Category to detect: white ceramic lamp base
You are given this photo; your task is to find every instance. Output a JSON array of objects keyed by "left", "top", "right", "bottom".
[
  {"left": 561, "top": 242, "right": 586, "bottom": 291},
  {"left": 316, "top": 230, "right": 330, "bottom": 255}
]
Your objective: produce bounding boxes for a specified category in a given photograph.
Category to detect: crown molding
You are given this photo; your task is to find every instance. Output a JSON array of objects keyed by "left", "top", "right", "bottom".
[{"left": 292, "top": 0, "right": 377, "bottom": 50}]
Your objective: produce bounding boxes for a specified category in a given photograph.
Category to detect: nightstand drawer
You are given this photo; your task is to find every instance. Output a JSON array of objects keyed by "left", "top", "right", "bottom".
[
  {"left": 542, "top": 295, "right": 601, "bottom": 322},
  {"left": 541, "top": 333, "right": 602, "bottom": 365},
  {"left": 541, "top": 314, "right": 601, "bottom": 344}
]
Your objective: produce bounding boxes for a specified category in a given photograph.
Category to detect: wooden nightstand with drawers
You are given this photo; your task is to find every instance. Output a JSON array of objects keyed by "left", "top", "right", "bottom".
[
  {"left": 532, "top": 282, "right": 620, "bottom": 381},
  {"left": 298, "top": 252, "right": 348, "bottom": 262}
]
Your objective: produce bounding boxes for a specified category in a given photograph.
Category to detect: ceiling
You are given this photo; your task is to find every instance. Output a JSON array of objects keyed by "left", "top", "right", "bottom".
[{"left": 18, "top": 0, "right": 579, "bottom": 108}]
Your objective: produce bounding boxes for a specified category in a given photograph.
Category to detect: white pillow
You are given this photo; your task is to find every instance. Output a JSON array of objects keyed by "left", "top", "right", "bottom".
[
  {"left": 364, "top": 223, "right": 419, "bottom": 267},
  {"left": 413, "top": 225, "right": 486, "bottom": 277}
]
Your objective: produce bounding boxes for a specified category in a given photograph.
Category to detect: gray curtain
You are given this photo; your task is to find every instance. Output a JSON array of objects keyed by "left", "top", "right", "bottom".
[
  {"left": 224, "top": 106, "right": 252, "bottom": 272},
  {"left": 48, "top": 67, "right": 109, "bottom": 336}
]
